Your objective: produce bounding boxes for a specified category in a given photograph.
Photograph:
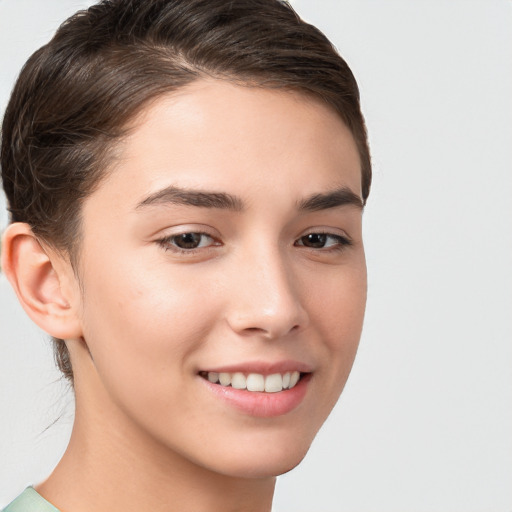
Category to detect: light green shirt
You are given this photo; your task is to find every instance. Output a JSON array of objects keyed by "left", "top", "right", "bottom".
[{"left": 2, "top": 488, "right": 60, "bottom": 512}]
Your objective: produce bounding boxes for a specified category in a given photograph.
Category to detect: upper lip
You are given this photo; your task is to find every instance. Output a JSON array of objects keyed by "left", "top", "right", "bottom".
[{"left": 199, "top": 360, "right": 313, "bottom": 375}]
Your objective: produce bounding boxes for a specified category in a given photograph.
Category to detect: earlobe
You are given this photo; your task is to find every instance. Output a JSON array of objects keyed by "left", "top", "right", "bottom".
[{"left": 1, "top": 222, "right": 83, "bottom": 339}]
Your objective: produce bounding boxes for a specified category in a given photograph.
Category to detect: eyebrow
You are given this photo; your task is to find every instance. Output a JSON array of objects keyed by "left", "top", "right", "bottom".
[
  {"left": 136, "top": 186, "right": 244, "bottom": 211},
  {"left": 297, "top": 187, "right": 364, "bottom": 212},
  {"left": 135, "top": 185, "right": 363, "bottom": 213}
]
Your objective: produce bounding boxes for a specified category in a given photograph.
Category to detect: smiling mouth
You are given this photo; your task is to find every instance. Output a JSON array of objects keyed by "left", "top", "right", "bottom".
[{"left": 199, "top": 371, "right": 305, "bottom": 393}]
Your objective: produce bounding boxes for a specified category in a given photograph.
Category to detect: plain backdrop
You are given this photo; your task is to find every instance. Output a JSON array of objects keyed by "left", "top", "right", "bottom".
[{"left": 1, "top": 1, "right": 511, "bottom": 511}]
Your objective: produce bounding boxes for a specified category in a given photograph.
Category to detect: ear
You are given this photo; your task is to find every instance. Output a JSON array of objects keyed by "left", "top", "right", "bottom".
[{"left": 1, "top": 222, "right": 83, "bottom": 339}]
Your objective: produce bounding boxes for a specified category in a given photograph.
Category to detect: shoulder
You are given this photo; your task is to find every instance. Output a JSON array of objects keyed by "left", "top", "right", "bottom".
[{"left": 2, "top": 488, "right": 60, "bottom": 512}]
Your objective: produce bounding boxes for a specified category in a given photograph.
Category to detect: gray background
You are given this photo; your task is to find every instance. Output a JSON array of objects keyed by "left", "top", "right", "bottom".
[{"left": 1, "top": 1, "right": 511, "bottom": 511}]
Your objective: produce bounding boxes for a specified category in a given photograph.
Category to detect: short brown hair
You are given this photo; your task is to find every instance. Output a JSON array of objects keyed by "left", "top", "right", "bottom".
[{"left": 1, "top": 0, "right": 371, "bottom": 382}]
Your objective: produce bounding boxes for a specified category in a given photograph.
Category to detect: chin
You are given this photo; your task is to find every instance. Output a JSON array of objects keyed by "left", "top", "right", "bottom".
[{"left": 204, "top": 436, "right": 313, "bottom": 479}]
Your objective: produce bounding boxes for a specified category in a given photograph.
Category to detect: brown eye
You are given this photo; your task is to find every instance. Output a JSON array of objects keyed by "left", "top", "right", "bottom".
[
  {"left": 173, "top": 233, "right": 204, "bottom": 249},
  {"left": 295, "top": 233, "right": 351, "bottom": 250},
  {"left": 300, "top": 233, "right": 328, "bottom": 248},
  {"left": 158, "top": 232, "right": 217, "bottom": 252}
]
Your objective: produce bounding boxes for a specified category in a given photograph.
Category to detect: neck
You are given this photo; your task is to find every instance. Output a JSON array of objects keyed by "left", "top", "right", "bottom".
[
  {"left": 37, "top": 352, "right": 276, "bottom": 512},
  {"left": 38, "top": 409, "right": 276, "bottom": 512}
]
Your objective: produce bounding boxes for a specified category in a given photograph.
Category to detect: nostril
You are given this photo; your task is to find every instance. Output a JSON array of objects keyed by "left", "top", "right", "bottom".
[{"left": 240, "top": 324, "right": 301, "bottom": 338}]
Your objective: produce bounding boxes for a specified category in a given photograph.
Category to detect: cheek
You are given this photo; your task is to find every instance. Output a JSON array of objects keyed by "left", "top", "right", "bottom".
[
  {"left": 78, "top": 255, "right": 220, "bottom": 394},
  {"left": 304, "top": 261, "right": 367, "bottom": 390},
  {"left": 307, "top": 258, "right": 367, "bottom": 335}
]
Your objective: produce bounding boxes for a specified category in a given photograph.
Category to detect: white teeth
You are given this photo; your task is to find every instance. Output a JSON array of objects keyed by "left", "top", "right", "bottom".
[
  {"left": 219, "top": 372, "right": 231, "bottom": 386},
  {"left": 246, "top": 373, "right": 265, "bottom": 392},
  {"left": 207, "top": 371, "right": 219, "bottom": 383},
  {"left": 205, "top": 370, "right": 303, "bottom": 392},
  {"left": 231, "top": 372, "right": 246, "bottom": 390},
  {"left": 265, "top": 373, "right": 283, "bottom": 393}
]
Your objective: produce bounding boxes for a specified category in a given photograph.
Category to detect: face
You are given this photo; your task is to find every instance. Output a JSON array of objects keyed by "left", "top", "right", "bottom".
[{"left": 69, "top": 79, "right": 366, "bottom": 478}]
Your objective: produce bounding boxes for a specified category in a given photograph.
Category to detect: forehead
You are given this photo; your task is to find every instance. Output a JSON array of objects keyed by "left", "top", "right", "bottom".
[{"left": 88, "top": 79, "right": 362, "bottom": 213}]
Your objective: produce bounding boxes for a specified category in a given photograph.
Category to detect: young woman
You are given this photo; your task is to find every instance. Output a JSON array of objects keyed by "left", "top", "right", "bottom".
[{"left": 1, "top": 1, "right": 371, "bottom": 511}]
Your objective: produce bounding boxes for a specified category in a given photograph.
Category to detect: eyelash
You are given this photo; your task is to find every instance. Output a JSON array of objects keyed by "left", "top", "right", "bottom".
[
  {"left": 294, "top": 232, "right": 352, "bottom": 252},
  {"left": 156, "top": 232, "right": 220, "bottom": 254},
  {"left": 156, "top": 230, "right": 352, "bottom": 255}
]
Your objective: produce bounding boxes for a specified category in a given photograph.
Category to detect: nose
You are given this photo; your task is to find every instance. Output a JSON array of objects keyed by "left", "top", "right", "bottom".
[{"left": 225, "top": 248, "right": 309, "bottom": 340}]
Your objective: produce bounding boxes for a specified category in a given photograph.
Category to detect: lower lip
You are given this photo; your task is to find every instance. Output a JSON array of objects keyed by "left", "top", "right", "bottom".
[{"left": 200, "top": 374, "right": 311, "bottom": 418}]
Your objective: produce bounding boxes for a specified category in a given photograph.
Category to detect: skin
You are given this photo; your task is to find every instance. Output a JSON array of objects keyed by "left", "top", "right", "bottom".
[{"left": 3, "top": 79, "right": 367, "bottom": 512}]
